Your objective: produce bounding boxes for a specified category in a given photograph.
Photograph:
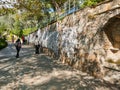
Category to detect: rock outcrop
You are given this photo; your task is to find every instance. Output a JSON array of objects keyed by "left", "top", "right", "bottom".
[{"left": 26, "top": 0, "right": 120, "bottom": 78}]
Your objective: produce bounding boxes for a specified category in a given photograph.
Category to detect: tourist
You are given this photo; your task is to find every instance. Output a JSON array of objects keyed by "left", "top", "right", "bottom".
[
  {"left": 15, "top": 38, "right": 22, "bottom": 58},
  {"left": 22, "top": 36, "right": 25, "bottom": 44},
  {"left": 34, "top": 35, "right": 40, "bottom": 54}
]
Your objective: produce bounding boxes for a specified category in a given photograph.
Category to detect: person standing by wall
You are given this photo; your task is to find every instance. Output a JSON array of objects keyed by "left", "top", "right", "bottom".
[
  {"left": 34, "top": 35, "right": 40, "bottom": 54},
  {"left": 15, "top": 38, "right": 22, "bottom": 58}
]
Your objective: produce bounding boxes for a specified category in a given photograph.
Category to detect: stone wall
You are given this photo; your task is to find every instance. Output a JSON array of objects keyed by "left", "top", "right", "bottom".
[{"left": 27, "top": 0, "right": 120, "bottom": 78}]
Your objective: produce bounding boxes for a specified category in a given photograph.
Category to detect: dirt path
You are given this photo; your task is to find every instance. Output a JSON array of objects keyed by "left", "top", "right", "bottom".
[{"left": 0, "top": 43, "right": 120, "bottom": 90}]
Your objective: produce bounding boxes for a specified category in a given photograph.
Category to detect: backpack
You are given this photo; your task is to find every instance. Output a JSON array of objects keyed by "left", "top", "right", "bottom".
[
  {"left": 18, "top": 42, "right": 21, "bottom": 47},
  {"left": 15, "top": 42, "right": 21, "bottom": 48}
]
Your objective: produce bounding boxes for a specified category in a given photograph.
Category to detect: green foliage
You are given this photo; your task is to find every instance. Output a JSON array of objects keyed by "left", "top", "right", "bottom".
[
  {"left": 0, "top": 38, "right": 7, "bottom": 50},
  {"left": 13, "top": 19, "right": 23, "bottom": 37},
  {"left": 14, "top": 20, "right": 21, "bottom": 30},
  {"left": 11, "top": 27, "right": 37, "bottom": 36},
  {"left": 23, "top": 27, "right": 37, "bottom": 35},
  {"left": 0, "top": 23, "right": 7, "bottom": 36},
  {"left": 0, "top": 0, "right": 105, "bottom": 33},
  {"left": 17, "top": 0, "right": 45, "bottom": 21},
  {"left": 82, "top": 0, "right": 104, "bottom": 7},
  {"left": 0, "top": 8, "right": 16, "bottom": 16}
]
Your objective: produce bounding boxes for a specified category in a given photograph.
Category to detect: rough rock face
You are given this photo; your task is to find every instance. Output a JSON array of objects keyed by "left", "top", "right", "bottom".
[{"left": 26, "top": 0, "right": 120, "bottom": 78}]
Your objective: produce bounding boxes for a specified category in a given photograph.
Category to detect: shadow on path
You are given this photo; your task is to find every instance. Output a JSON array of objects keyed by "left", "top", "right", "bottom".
[{"left": 0, "top": 44, "right": 120, "bottom": 90}]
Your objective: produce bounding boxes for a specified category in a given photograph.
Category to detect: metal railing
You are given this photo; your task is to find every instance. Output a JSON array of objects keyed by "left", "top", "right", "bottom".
[{"left": 38, "top": 0, "right": 85, "bottom": 28}]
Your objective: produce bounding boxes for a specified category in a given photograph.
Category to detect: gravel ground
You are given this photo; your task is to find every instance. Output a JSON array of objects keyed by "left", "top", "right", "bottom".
[{"left": 0, "top": 43, "right": 120, "bottom": 90}]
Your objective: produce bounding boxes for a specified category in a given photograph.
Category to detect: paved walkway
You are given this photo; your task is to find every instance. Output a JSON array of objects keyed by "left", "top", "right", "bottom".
[{"left": 0, "top": 43, "right": 120, "bottom": 90}]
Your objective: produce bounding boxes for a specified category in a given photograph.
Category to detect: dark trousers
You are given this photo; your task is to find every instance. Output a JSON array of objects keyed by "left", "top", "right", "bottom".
[
  {"left": 16, "top": 47, "right": 21, "bottom": 58},
  {"left": 35, "top": 45, "right": 39, "bottom": 54}
]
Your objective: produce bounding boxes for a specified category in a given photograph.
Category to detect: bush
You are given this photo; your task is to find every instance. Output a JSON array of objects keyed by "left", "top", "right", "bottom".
[
  {"left": 82, "top": 0, "right": 104, "bottom": 7},
  {"left": 0, "top": 38, "right": 8, "bottom": 50}
]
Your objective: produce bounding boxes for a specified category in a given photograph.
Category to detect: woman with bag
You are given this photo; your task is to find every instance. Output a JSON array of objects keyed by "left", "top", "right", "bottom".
[{"left": 15, "top": 38, "right": 21, "bottom": 58}]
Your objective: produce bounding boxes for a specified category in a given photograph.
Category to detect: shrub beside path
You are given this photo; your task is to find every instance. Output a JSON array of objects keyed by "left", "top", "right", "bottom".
[{"left": 0, "top": 43, "right": 120, "bottom": 90}]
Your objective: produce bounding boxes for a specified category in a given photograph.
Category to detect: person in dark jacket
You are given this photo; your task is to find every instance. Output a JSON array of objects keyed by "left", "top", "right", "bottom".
[
  {"left": 34, "top": 35, "right": 40, "bottom": 54},
  {"left": 15, "top": 38, "right": 21, "bottom": 58}
]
